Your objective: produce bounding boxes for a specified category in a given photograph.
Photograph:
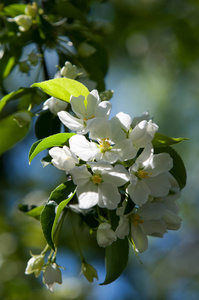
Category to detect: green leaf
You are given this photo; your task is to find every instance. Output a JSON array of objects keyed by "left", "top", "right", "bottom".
[
  {"left": 0, "top": 87, "right": 45, "bottom": 113},
  {"left": 154, "top": 147, "right": 187, "bottom": 190},
  {"left": 31, "top": 78, "right": 89, "bottom": 102},
  {"left": 3, "top": 4, "right": 26, "bottom": 17},
  {"left": 29, "top": 132, "right": 75, "bottom": 163},
  {"left": 40, "top": 201, "right": 57, "bottom": 251},
  {"left": 101, "top": 237, "right": 129, "bottom": 285},
  {"left": 18, "top": 204, "right": 44, "bottom": 221},
  {"left": 49, "top": 180, "right": 76, "bottom": 204},
  {"left": 40, "top": 190, "right": 75, "bottom": 251},
  {"left": 0, "top": 112, "right": 31, "bottom": 156},
  {"left": 51, "top": 191, "right": 76, "bottom": 242},
  {"left": 152, "top": 132, "right": 188, "bottom": 147}
]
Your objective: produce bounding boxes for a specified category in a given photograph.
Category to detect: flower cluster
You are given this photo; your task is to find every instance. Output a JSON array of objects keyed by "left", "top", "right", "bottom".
[{"left": 47, "top": 88, "right": 181, "bottom": 252}]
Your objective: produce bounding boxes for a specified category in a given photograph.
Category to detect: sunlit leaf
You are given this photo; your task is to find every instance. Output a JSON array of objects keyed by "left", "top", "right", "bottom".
[
  {"left": 101, "top": 237, "right": 129, "bottom": 285},
  {"left": 31, "top": 78, "right": 89, "bottom": 102},
  {"left": 29, "top": 132, "right": 75, "bottom": 163},
  {"left": 3, "top": 4, "right": 26, "bottom": 17}
]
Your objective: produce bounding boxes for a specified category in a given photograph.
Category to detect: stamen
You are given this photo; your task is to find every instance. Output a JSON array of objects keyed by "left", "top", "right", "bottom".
[
  {"left": 90, "top": 174, "right": 103, "bottom": 184},
  {"left": 99, "top": 138, "right": 112, "bottom": 153},
  {"left": 130, "top": 214, "right": 144, "bottom": 227},
  {"left": 136, "top": 170, "right": 150, "bottom": 179}
]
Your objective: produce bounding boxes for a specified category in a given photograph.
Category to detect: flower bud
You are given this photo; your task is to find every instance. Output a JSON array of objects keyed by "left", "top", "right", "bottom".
[
  {"left": 43, "top": 263, "right": 62, "bottom": 292},
  {"left": 25, "top": 254, "right": 45, "bottom": 277},
  {"left": 43, "top": 97, "right": 68, "bottom": 115},
  {"left": 60, "top": 61, "right": 78, "bottom": 79},
  {"left": 81, "top": 261, "right": 98, "bottom": 283},
  {"left": 25, "top": 2, "right": 38, "bottom": 18},
  {"left": 14, "top": 15, "right": 32, "bottom": 32},
  {"left": 96, "top": 223, "right": 117, "bottom": 248}
]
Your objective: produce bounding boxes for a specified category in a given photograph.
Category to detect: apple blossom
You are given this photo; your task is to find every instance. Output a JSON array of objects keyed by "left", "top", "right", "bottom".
[
  {"left": 57, "top": 89, "right": 112, "bottom": 134},
  {"left": 43, "top": 263, "right": 62, "bottom": 292},
  {"left": 25, "top": 254, "right": 45, "bottom": 277},
  {"left": 60, "top": 61, "right": 78, "bottom": 79},
  {"left": 96, "top": 223, "right": 117, "bottom": 247},
  {"left": 69, "top": 163, "right": 129, "bottom": 209},
  {"left": 127, "top": 143, "right": 173, "bottom": 206},
  {"left": 43, "top": 97, "right": 68, "bottom": 115}
]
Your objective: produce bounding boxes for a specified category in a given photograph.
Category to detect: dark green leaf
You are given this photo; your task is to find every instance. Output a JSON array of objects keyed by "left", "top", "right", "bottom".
[
  {"left": 49, "top": 180, "right": 76, "bottom": 204},
  {"left": 18, "top": 204, "right": 44, "bottom": 220},
  {"left": 29, "top": 132, "right": 75, "bottom": 163},
  {"left": 101, "top": 237, "right": 129, "bottom": 285},
  {"left": 35, "top": 111, "right": 61, "bottom": 139},
  {"left": 154, "top": 147, "right": 187, "bottom": 190},
  {"left": 40, "top": 201, "right": 57, "bottom": 251},
  {"left": 152, "top": 132, "right": 188, "bottom": 147}
]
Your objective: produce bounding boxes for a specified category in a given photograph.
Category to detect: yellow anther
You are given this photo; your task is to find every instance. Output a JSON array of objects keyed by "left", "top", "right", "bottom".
[
  {"left": 130, "top": 214, "right": 144, "bottom": 227},
  {"left": 136, "top": 170, "right": 150, "bottom": 179},
  {"left": 90, "top": 174, "right": 103, "bottom": 184},
  {"left": 99, "top": 138, "right": 111, "bottom": 153}
]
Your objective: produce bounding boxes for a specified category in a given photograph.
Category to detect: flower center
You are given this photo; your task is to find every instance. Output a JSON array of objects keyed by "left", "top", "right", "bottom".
[
  {"left": 130, "top": 214, "right": 144, "bottom": 227},
  {"left": 136, "top": 170, "right": 151, "bottom": 179},
  {"left": 83, "top": 114, "right": 95, "bottom": 121},
  {"left": 90, "top": 174, "right": 103, "bottom": 185},
  {"left": 99, "top": 138, "right": 112, "bottom": 153}
]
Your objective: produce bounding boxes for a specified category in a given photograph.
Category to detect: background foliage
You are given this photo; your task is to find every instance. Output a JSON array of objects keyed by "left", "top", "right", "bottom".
[{"left": 0, "top": 0, "right": 198, "bottom": 299}]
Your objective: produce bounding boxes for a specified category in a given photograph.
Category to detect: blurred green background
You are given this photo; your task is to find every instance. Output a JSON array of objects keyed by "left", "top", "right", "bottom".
[{"left": 0, "top": 0, "right": 199, "bottom": 299}]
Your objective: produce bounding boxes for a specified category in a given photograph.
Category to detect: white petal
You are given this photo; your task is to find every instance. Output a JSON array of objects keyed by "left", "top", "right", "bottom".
[
  {"left": 70, "top": 95, "right": 86, "bottom": 119},
  {"left": 127, "top": 180, "right": 150, "bottom": 206},
  {"left": 140, "top": 220, "right": 167, "bottom": 236},
  {"left": 49, "top": 146, "right": 78, "bottom": 172},
  {"left": 88, "top": 118, "right": 112, "bottom": 140},
  {"left": 109, "top": 112, "right": 131, "bottom": 143},
  {"left": 147, "top": 153, "right": 173, "bottom": 176},
  {"left": 98, "top": 182, "right": 121, "bottom": 209},
  {"left": 144, "top": 173, "right": 171, "bottom": 197},
  {"left": 131, "top": 224, "right": 148, "bottom": 253},
  {"left": 95, "top": 101, "right": 112, "bottom": 119},
  {"left": 102, "top": 164, "right": 130, "bottom": 187},
  {"left": 95, "top": 151, "right": 119, "bottom": 164},
  {"left": 69, "top": 165, "right": 91, "bottom": 186},
  {"left": 58, "top": 111, "right": 85, "bottom": 133},
  {"left": 115, "top": 216, "right": 130, "bottom": 239},
  {"left": 130, "top": 120, "right": 158, "bottom": 148},
  {"left": 69, "top": 135, "right": 98, "bottom": 161},
  {"left": 137, "top": 203, "right": 166, "bottom": 220},
  {"left": 90, "top": 162, "right": 113, "bottom": 173},
  {"left": 97, "top": 223, "right": 117, "bottom": 247},
  {"left": 77, "top": 182, "right": 99, "bottom": 209},
  {"left": 112, "top": 139, "right": 137, "bottom": 161}
]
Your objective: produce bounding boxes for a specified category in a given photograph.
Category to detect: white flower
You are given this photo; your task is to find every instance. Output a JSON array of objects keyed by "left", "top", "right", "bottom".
[
  {"left": 25, "top": 254, "right": 45, "bottom": 277},
  {"left": 127, "top": 144, "right": 173, "bottom": 206},
  {"left": 57, "top": 89, "right": 112, "bottom": 134},
  {"left": 43, "top": 263, "right": 62, "bottom": 292},
  {"left": 115, "top": 202, "right": 168, "bottom": 252},
  {"left": 14, "top": 15, "right": 32, "bottom": 32},
  {"left": 69, "top": 163, "right": 129, "bottom": 209},
  {"left": 129, "top": 119, "right": 158, "bottom": 148},
  {"left": 43, "top": 97, "right": 68, "bottom": 115},
  {"left": 69, "top": 116, "right": 137, "bottom": 164},
  {"left": 49, "top": 146, "right": 79, "bottom": 172},
  {"left": 96, "top": 223, "right": 117, "bottom": 247},
  {"left": 60, "top": 61, "right": 78, "bottom": 79}
]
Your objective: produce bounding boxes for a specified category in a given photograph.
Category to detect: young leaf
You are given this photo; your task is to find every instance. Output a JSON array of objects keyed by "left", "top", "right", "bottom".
[
  {"left": 152, "top": 132, "right": 188, "bottom": 147},
  {"left": 0, "top": 112, "right": 31, "bottom": 156},
  {"left": 29, "top": 132, "right": 75, "bottom": 163},
  {"left": 100, "top": 237, "right": 129, "bottom": 285},
  {"left": 154, "top": 147, "right": 187, "bottom": 190},
  {"left": 31, "top": 78, "right": 89, "bottom": 102},
  {"left": 18, "top": 204, "right": 44, "bottom": 221}
]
